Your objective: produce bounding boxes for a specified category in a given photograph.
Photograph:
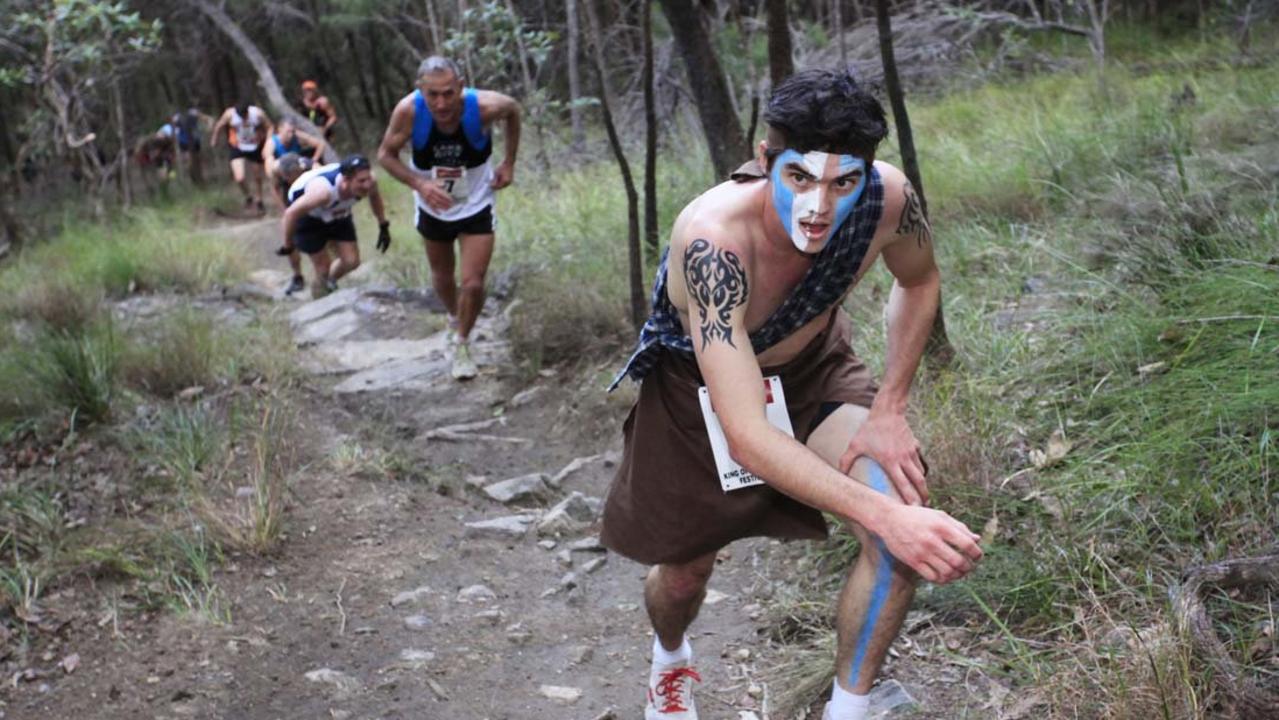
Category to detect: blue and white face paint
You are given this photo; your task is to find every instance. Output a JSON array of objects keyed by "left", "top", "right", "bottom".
[{"left": 770, "top": 149, "right": 867, "bottom": 254}]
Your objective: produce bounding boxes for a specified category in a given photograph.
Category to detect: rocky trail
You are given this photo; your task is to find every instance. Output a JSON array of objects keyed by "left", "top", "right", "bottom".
[{"left": 5, "top": 218, "right": 975, "bottom": 719}]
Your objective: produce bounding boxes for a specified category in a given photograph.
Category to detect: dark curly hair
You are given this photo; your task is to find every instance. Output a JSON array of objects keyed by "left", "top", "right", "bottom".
[{"left": 763, "top": 68, "right": 888, "bottom": 163}]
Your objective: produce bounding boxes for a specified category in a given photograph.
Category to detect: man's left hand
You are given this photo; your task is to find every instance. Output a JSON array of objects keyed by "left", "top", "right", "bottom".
[
  {"left": 838, "top": 411, "right": 928, "bottom": 506},
  {"left": 491, "top": 161, "right": 514, "bottom": 189},
  {"left": 377, "top": 221, "right": 392, "bottom": 253}
]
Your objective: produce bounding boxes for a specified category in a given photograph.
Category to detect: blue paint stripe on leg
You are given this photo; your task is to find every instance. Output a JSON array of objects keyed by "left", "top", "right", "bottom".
[{"left": 848, "top": 459, "right": 895, "bottom": 688}]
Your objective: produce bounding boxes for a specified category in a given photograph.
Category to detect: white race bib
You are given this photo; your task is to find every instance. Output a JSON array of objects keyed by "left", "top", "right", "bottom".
[
  {"left": 432, "top": 166, "right": 470, "bottom": 201},
  {"left": 699, "top": 376, "right": 795, "bottom": 492}
]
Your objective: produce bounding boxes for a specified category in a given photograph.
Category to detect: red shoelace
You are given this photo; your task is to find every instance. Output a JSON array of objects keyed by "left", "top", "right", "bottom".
[{"left": 651, "top": 666, "right": 702, "bottom": 713}]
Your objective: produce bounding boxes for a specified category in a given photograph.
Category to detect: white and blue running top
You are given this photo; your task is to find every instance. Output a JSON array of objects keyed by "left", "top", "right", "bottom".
[{"left": 287, "top": 163, "right": 357, "bottom": 223}]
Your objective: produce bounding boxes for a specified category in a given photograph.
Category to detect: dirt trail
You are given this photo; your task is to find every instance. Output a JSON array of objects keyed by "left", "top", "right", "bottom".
[{"left": 8, "top": 219, "right": 820, "bottom": 720}]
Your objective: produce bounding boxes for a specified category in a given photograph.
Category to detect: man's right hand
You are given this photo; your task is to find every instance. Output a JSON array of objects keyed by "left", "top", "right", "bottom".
[
  {"left": 275, "top": 245, "right": 294, "bottom": 256},
  {"left": 876, "top": 504, "right": 982, "bottom": 585},
  {"left": 415, "top": 179, "right": 454, "bottom": 213}
]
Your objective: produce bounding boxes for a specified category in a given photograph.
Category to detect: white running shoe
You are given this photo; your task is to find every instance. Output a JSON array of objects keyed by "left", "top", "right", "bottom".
[
  {"left": 644, "top": 659, "right": 701, "bottom": 719},
  {"left": 822, "top": 702, "right": 833, "bottom": 720},
  {"left": 451, "top": 343, "right": 479, "bottom": 380}
]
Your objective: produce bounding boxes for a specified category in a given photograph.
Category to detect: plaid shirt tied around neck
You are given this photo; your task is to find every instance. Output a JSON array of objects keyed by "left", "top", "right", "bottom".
[{"left": 609, "top": 163, "right": 885, "bottom": 391}]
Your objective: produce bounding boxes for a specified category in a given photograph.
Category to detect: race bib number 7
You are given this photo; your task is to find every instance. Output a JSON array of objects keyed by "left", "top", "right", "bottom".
[
  {"left": 699, "top": 376, "right": 795, "bottom": 492},
  {"left": 431, "top": 166, "right": 470, "bottom": 201}
]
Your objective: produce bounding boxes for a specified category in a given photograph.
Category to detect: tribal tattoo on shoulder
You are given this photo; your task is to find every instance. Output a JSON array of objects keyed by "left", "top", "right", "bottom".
[
  {"left": 896, "top": 181, "right": 932, "bottom": 248},
  {"left": 683, "top": 238, "right": 748, "bottom": 350}
]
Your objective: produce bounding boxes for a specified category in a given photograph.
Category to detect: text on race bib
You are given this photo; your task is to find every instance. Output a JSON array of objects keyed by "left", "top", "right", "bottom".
[
  {"left": 699, "top": 376, "right": 795, "bottom": 493},
  {"left": 432, "top": 166, "right": 471, "bottom": 201}
]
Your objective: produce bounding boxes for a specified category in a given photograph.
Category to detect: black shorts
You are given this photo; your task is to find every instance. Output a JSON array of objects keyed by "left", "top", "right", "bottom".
[
  {"left": 294, "top": 215, "right": 357, "bottom": 255},
  {"left": 416, "top": 205, "right": 494, "bottom": 243},
  {"left": 229, "top": 146, "right": 264, "bottom": 164}
]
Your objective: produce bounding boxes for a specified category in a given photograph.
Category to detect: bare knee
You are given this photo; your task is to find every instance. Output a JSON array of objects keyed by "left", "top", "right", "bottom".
[
  {"left": 344, "top": 256, "right": 360, "bottom": 271},
  {"left": 653, "top": 558, "right": 714, "bottom": 603},
  {"left": 460, "top": 275, "right": 485, "bottom": 295}
]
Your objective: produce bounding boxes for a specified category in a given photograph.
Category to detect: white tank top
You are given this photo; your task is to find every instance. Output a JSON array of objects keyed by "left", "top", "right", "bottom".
[
  {"left": 229, "top": 107, "right": 265, "bottom": 152},
  {"left": 287, "top": 164, "right": 358, "bottom": 223}
]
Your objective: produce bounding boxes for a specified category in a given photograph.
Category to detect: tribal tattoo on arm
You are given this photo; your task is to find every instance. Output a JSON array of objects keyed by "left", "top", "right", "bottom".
[
  {"left": 683, "top": 238, "right": 748, "bottom": 350},
  {"left": 896, "top": 181, "right": 932, "bottom": 248}
]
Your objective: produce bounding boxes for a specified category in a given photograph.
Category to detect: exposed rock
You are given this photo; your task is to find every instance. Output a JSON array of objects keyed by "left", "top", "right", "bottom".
[
  {"left": 568, "top": 535, "right": 606, "bottom": 552},
  {"left": 566, "top": 645, "right": 594, "bottom": 666},
  {"left": 704, "top": 589, "right": 730, "bottom": 606},
  {"left": 556, "top": 549, "right": 573, "bottom": 568},
  {"left": 400, "top": 649, "right": 435, "bottom": 664},
  {"left": 304, "top": 338, "right": 444, "bottom": 375},
  {"left": 536, "top": 492, "right": 600, "bottom": 536},
  {"left": 549, "top": 454, "right": 602, "bottom": 487},
  {"left": 868, "top": 679, "right": 919, "bottom": 718},
  {"left": 473, "top": 609, "right": 505, "bottom": 626},
  {"left": 465, "top": 475, "right": 490, "bottom": 490},
  {"left": 537, "top": 539, "right": 558, "bottom": 550},
  {"left": 538, "top": 685, "right": 583, "bottom": 704},
  {"left": 464, "top": 514, "right": 537, "bottom": 539},
  {"left": 581, "top": 556, "right": 607, "bottom": 574},
  {"left": 456, "top": 584, "right": 497, "bottom": 603},
  {"left": 483, "top": 473, "right": 549, "bottom": 504},
  {"left": 334, "top": 355, "right": 449, "bottom": 393},
  {"left": 294, "top": 309, "right": 362, "bottom": 345},
  {"left": 403, "top": 614, "right": 431, "bottom": 630},
  {"left": 509, "top": 385, "right": 547, "bottom": 407},
  {"left": 304, "top": 668, "right": 361, "bottom": 697},
  {"left": 390, "top": 586, "right": 431, "bottom": 608},
  {"left": 290, "top": 286, "right": 363, "bottom": 326}
]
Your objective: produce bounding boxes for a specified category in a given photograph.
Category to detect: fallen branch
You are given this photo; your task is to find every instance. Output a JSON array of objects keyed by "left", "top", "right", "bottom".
[{"left": 1170, "top": 554, "right": 1279, "bottom": 719}]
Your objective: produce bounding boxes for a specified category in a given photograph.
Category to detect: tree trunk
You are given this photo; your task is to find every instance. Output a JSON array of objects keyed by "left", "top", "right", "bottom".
[
  {"left": 834, "top": 0, "right": 847, "bottom": 66},
  {"left": 584, "top": 0, "right": 645, "bottom": 330},
  {"left": 766, "top": 0, "right": 793, "bottom": 86},
  {"left": 643, "top": 0, "right": 659, "bottom": 265},
  {"left": 112, "top": 79, "right": 131, "bottom": 207},
  {"left": 367, "top": 25, "right": 392, "bottom": 120},
  {"left": 874, "top": 0, "right": 954, "bottom": 367},
  {"left": 657, "top": 0, "right": 749, "bottom": 179},
  {"left": 190, "top": 0, "right": 336, "bottom": 159},
  {"left": 566, "top": 0, "right": 585, "bottom": 152},
  {"left": 424, "top": 0, "right": 444, "bottom": 51},
  {"left": 347, "top": 31, "right": 378, "bottom": 118},
  {"left": 458, "top": 0, "right": 477, "bottom": 81}
]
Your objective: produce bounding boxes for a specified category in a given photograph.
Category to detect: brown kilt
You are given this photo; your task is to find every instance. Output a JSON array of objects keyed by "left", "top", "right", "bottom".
[{"left": 600, "top": 310, "right": 879, "bottom": 566}]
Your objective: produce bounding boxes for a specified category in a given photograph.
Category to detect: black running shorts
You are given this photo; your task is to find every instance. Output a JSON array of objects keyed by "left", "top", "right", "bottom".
[
  {"left": 229, "top": 146, "right": 264, "bottom": 164},
  {"left": 293, "top": 215, "right": 357, "bottom": 255},
  {"left": 415, "top": 205, "right": 495, "bottom": 244}
]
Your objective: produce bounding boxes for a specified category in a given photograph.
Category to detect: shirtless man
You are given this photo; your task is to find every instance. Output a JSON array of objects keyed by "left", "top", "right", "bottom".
[
  {"left": 300, "top": 80, "right": 338, "bottom": 141},
  {"left": 278, "top": 154, "right": 391, "bottom": 299},
  {"left": 602, "top": 69, "right": 983, "bottom": 720},
  {"left": 377, "top": 56, "right": 521, "bottom": 381},
  {"left": 209, "top": 101, "right": 273, "bottom": 212}
]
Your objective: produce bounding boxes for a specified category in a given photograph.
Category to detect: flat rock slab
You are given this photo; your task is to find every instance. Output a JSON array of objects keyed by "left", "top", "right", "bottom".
[
  {"left": 295, "top": 309, "right": 363, "bottom": 345},
  {"left": 464, "top": 514, "right": 538, "bottom": 539},
  {"left": 333, "top": 354, "right": 451, "bottom": 393},
  {"left": 290, "top": 287, "right": 364, "bottom": 327},
  {"left": 303, "top": 337, "right": 447, "bottom": 376}
]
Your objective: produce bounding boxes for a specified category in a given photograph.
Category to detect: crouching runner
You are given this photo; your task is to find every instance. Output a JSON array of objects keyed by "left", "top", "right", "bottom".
[{"left": 278, "top": 154, "right": 392, "bottom": 299}]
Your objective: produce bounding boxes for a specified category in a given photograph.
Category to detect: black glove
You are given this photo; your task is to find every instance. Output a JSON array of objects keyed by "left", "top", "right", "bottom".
[
  {"left": 275, "top": 245, "right": 294, "bottom": 256},
  {"left": 377, "top": 221, "right": 392, "bottom": 253}
]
